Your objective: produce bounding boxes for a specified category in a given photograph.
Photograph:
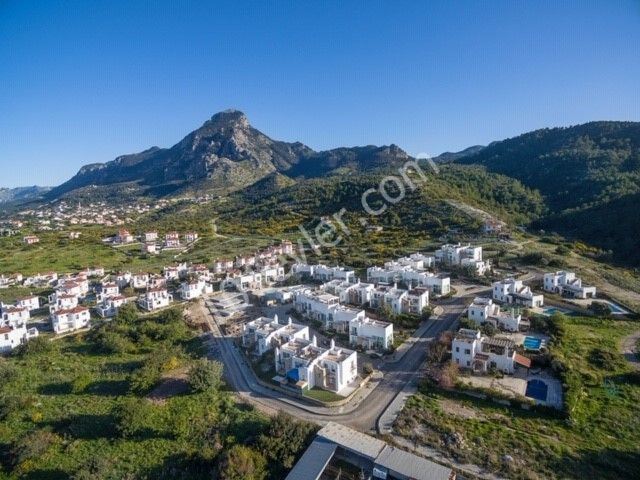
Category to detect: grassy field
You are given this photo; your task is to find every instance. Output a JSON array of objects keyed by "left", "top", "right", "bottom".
[
  {"left": 394, "top": 316, "right": 640, "bottom": 480},
  {"left": 0, "top": 306, "right": 311, "bottom": 479},
  {"left": 303, "top": 387, "right": 345, "bottom": 403}
]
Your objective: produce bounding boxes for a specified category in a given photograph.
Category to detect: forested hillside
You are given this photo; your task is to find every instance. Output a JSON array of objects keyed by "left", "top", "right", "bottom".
[{"left": 457, "top": 121, "right": 640, "bottom": 264}]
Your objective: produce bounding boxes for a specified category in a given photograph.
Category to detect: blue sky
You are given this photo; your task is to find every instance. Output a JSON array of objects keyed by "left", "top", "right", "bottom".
[{"left": 1, "top": 0, "right": 639, "bottom": 187}]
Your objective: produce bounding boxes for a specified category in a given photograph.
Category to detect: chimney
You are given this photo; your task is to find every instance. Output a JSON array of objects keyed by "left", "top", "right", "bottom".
[
  {"left": 288, "top": 317, "right": 292, "bottom": 325},
  {"left": 330, "top": 338, "right": 335, "bottom": 349},
  {"left": 312, "top": 335, "right": 317, "bottom": 346}
]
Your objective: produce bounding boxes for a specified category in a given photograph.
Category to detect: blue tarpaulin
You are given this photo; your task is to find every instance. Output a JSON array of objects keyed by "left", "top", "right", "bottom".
[{"left": 286, "top": 368, "right": 299, "bottom": 382}]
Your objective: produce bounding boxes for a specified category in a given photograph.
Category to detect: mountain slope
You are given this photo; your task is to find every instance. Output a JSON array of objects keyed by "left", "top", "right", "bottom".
[
  {"left": 47, "top": 110, "right": 412, "bottom": 201},
  {"left": 0, "top": 186, "right": 51, "bottom": 204},
  {"left": 456, "top": 121, "right": 640, "bottom": 263},
  {"left": 457, "top": 121, "right": 640, "bottom": 211}
]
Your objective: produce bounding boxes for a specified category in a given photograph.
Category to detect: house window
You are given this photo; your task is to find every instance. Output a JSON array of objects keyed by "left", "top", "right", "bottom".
[
  {"left": 455, "top": 347, "right": 459, "bottom": 352},
  {"left": 464, "top": 349, "right": 471, "bottom": 355},
  {"left": 466, "top": 361, "right": 470, "bottom": 366}
]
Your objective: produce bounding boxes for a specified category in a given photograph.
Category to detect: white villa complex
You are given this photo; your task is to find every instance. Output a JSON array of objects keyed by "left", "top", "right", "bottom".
[
  {"left": 369, "top": 285, "right": 429, "bottom": 315},
  {"left": 349, "top": 317, "right": 394, "bottom": 350},
  {"left": 492, "top": 278, "right": 544, "bottom": 308},
  {"left": 452, "top": 328, "right": 531, "bottom": 374},
  {"left": 275, "top": 337, "right": 358, "bottom": 393},
  {"left": 96, "top": 295, "right": 128, "bottom": 318},
  {"left": 242, "top": 315, "right": 309, "bottom": 355},
  {"left": 468, "top": 297, "right": 529, "bottom": 332},
  {"left": 435, "top": 243, "right": 490, "bottom": 276},
  {"left": 543, "top": 271, "right": 596, "bottom": 299}
]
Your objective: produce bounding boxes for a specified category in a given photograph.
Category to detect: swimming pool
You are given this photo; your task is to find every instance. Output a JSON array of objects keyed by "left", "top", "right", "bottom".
[
  {"left": 526, "top": 379, "right": 548, "bottom": 402},
  {"left": 523, "top": 336, "right": 542, "bottom": 350},
  {"left": 607, "top": 302, "right": 629, "bottom": 315}
]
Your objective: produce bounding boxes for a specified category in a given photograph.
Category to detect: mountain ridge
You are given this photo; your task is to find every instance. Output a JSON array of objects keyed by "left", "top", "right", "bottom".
[{"left": 46, "top": 110, "right": 412, "bottom": 201}]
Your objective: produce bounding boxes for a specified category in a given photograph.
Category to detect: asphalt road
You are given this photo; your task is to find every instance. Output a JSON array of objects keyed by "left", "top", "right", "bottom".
[{"left": 203, "top": 292, "right": 470, "bottom": 432}]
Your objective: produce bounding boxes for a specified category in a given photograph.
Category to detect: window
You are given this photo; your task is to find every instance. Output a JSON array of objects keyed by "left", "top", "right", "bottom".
[
  {"left": 464, "top": 349, "right": 471, "bottom": 355},
  {"left": 455, "top": 347, "right": 459, "bottom": 352},
  {"left": 466, "top": 360, "right": 470, "bottom": 366}
]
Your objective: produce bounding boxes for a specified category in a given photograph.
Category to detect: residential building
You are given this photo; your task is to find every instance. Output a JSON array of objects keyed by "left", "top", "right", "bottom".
[
  {"left": 51, "top": 306, "right": 91, "bottom": 334},
  {"left": 293, "top": 289, "right": 366, "bottom": 330},
  {"left": 179, "top": 279, "right": 213, "bottom": 300},
  {"left": 15, "top": 295, "right": 40, "bottom": 312},
  {"left": 0, "top": 322, "right": 38, "bottom": 354},
  {"left": 452, "top": 328, "right": 531, "bottom": 374},
  {"left": 115, "top": 229, "right": 134, "bottom": 244},
  {"left": 242, "top": 315, "right": 309, "bottom": 355},
  {"left": 164, "top": 231, "right": 181, "bottom": 248},
  {"left": 138, "top": 288, "right": 173, "bottom": 311},
  {"left": 142, "top": 242, "right": 157, "bottom": 255},
  {"left": 492, "top": 278, "right": 544, "bottom": 308},
  {"left": 434, "top": 243, "right": 490, "bottom": 276},
  {"left": 349, "top": 317, "right": 393, "bottom": 350},
  {"left": 184, "top": 231, "right": 198, "bottom": 243},
  {"left": 23, "top": 235, "right": 40, "bottom": 245},
  {"left": 213, "top": 259, "right": 234, "bottom": 274},
  {"left": 467, "top": 297, "right": 528, "bottom": 332},
  {"left": 96, "top": 295, "right": 127, "bottom": 318},
  {"left": 1, "top": 306, "right": 30, "bottom": 325},
  {"left": 291, "top": 264, "right": 356, "bottom": 283},
  {"left": 275, "top": 337, "right": 358, "bottom": 393},
  {"left": 131, "top": 273, "right": 150, "bottom": 289},
  {"left": 543, "top": 271, "right": 596, "bottom": 299},
  {"left": 369, "top": 285, "right": 429, "bottom": 316},
  {"left": 143, "top": 231, "right": 158, "bottom": 242},
  {"left": 367, "top": 265, "right": 450, "bottom": 296},
  {"left": 48, "top": 292, "right": 79, "bottom": 313},
  {"left": 96, "top": 282, "right": 119, "bottom": 302}
]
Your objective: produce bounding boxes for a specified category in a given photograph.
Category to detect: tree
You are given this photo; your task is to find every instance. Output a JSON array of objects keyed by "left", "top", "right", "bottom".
[
  {"left": 589, "top": 301, "right": 612, "bottom": 317},
  {"left": 188, "top": 359, "right": 224, "bottom": 392},
  {"left": 9, "top": 429, "right": 58, "bottom": 468},
  {"left": 439, "top": 361, "right": 459, "bottom": 388},
  {"left": 114, "top": 302, "right": 139, "bottom": 325},
  {"left": 113, "top": 398, "right": 151, "bottom": 438},
  {"left": 219, "top": 445, "right": 267, "bottom": 480},
  {"left": 258, "top": 412, "right": 316, "bottom": 473}
]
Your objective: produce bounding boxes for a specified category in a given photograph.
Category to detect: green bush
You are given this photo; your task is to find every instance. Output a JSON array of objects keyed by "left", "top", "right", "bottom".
[{"left": 188, "top": 359, "right": 224, "bottom": 392}]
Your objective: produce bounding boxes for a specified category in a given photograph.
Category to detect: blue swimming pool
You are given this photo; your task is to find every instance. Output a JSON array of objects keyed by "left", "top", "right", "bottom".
[
  {"left": 523, "top": 336, "right": 542, "bottom": 350},
  {"left": 526, "top": 379, "right": 548, "bottom": 401}
]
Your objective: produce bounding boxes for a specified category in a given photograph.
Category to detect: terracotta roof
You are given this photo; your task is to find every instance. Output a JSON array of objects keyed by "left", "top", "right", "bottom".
[{"left": 515, "top": 353, "right": 532, "bottom": 368}]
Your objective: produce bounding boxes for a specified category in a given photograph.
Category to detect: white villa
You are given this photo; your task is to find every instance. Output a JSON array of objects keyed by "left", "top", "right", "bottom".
[
  {"left": 366, "top": 266, "right": 450, "bottom": 296},
  {"left": 321, "top": 280, "right": 376, "bottom": 306},
  {"left": 468, "top": 297, "right": 528, "bottom": 332},
  {"left": 48, "top": 292, "right": 79, "bottom": 313},
  {"left": 275, "top": 337, "right": 358, "bottom": 393},
  {"left": 492, "top": 278, "right": 544, "bottom": 308},
  {"left": 96, "top": 282, "right": 120, "bottom": 302},
  {"left": 14, "top": 295, "right": 40, "bottom": 312},
  {"left": 242, "top": 315, "right": 309, "bottom": 355},
  {"left": 180, "top": 279, "right": 213, "bottom": 300},
  {"left": 293, "top": 289, "right": 366, "bottom": 331},
  {"left": 51, "top": 306, "right": 91, "bottom": 334},
  {"left": 543, "top": 271, "right": 596, "bottom": 299},
  {"left": 348, "top": 317, "right": 394, "bottom": 351},
  {"left": 291, "top": 264, "right": 356, "bottom": 283},
  {"left": 0, "top": 322, "right": 39, "bottom": 354},
  {"left": 385, "top": 252, "right": 435, "bottom": 271},
  {"left": 369, "top": 285, "right": 429, "bottom": 316},
  {"left": 452, "top": 328, "right": 531, "bottom": 374},
  {"left": 138, "top": 288, "right": 173, "bottom": 311},
  {"left": 1, "top": 306, "right": 30, "bottom": 325},
  {"left": 131, "top": 273, "right": 150, "bottom": 289},
  {"left": 434, "top": 243, "right": 490, "bottom": 276},
  {"left": 95, "top": 295, "right": 128, "bottom": 318}
]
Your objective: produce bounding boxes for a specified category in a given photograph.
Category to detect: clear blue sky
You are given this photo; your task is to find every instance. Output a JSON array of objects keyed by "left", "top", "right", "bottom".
[{"left": 1, "top": 0, "right": 639, "bottom": 188}]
